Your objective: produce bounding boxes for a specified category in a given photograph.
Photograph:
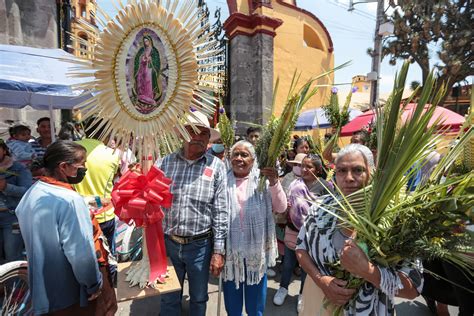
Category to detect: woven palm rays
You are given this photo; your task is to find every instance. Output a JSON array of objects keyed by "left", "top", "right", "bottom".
[{"left": 67, "top": 0, "right": 224, "bottom": 158}]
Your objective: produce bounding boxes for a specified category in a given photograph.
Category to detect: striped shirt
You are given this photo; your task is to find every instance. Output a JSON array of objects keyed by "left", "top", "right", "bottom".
[
  {"left": 159, "top": 150, "right": 228, "bottom": 254},
  {"left": 29, "top": 137, "right": 47, "bottom": 161}
]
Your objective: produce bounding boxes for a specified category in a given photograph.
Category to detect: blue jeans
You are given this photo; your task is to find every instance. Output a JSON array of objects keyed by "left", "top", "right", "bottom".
[
  {"left": 280, "top": 245, "right": 306, "bottom": 293},
  {"left": 223, "top": 273, "right": 267, "bottom": 316},
  {"left": 99, "top": 218, "right": 116, "bottom": 255},
  {"left": 100, "top": 218, "right": 117, "bottom": 284},
  {"left": 0, "top": 217, "right": 24, "bottom": 264},
  {"left": 160, "top": 235, "right": 212, "bottom": 316}
]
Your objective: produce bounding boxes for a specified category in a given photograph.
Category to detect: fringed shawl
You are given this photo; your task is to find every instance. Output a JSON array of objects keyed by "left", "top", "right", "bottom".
[{"left": 223, "top": 167, "right": 278, "bottom": 289}]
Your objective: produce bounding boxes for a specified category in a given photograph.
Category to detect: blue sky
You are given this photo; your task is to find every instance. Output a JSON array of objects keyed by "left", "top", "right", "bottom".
[{"left": 99, "top": 0, "right": 422, "bottom": 94}]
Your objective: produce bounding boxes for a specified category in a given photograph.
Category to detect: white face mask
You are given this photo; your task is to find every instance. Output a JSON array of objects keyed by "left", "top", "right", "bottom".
[{"left": 293, "top": 166, "right": 301, "bottom": 176}]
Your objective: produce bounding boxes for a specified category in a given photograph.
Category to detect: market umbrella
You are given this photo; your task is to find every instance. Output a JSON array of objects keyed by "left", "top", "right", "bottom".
[
  {"left": 0, "top": 44, "right": 92, "bottom": 110},
  {"left": 0, "top": 44, "right": 93, "bottom": 140},
  {"left": 340, "top": 103, "right": 465, "bottom": 136},
  {"left": 294, "top": 108, "right": 363, "bottom": 131}
]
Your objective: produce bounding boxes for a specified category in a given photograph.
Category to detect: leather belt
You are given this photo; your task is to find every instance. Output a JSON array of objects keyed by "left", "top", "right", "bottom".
[
  {"left": 0, "top": 208, "right": 10, "bottom": 212},
  {"left": 169, "top": 230, "right": 213, "bottom": 245}
]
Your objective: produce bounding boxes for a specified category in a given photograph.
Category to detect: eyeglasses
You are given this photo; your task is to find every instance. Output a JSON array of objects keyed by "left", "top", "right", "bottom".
[{"left": 336, "top": 167, "right": 366, "bottom": 176}]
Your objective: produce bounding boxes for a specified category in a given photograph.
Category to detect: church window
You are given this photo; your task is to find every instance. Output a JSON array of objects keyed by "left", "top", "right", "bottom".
[
  {"left": 79, "top": 33, "right": 88, "bottom": 57},
  {"left": 303, "top": 24, "right": 324, "bottom": 51}
]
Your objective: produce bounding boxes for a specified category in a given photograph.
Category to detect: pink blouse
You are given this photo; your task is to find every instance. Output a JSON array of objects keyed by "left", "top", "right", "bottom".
[{"left": 235, "top": 178, "right": 287, "bottom": 228}]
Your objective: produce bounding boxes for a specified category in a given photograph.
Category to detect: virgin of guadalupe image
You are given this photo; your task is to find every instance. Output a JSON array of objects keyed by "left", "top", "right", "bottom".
[{"left": 133, "top": 34, "right": 163, "bottom": 111}]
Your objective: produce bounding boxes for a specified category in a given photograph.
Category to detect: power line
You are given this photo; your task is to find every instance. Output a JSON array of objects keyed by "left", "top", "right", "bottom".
[
  {"left": 327, "top": 0, "right": 377, "bottom": 21},
  {"left": 324, "top": 22, "right": 373, "bottom": 36},
  {"left": 323, "top": 17, "right": 374, "bottom": 32}
]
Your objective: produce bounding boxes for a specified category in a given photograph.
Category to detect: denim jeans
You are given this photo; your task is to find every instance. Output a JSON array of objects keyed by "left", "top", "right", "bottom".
[
  {"left": 223, "top": 273, "right": 267, "bottom": 316},
  {"left": 100, "top": 218, "right": 117, "bottom": 284},
  {"left": 99, "top": 218, "right": 116, "bottom": 256},
  {"left": 0, "top": 216, "right": 24, "bottom": 264},
  {"left": 160, "top": 235, "right": 212, "bottom": 316},
  {"left": 280, "top": 245, "right": 306, "bottom": 293}
]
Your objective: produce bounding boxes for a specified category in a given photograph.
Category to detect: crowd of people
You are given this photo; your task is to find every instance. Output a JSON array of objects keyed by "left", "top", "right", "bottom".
[{"left": 0, "top": 111, "right": 471, "bottom": 316}]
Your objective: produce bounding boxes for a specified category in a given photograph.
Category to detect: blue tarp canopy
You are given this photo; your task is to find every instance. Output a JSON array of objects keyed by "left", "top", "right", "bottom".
[
  {"left": 294, "top": 108, "right": 363, "bottom": 131},
  {"left": 0, "top": 44, "right": 92, "bottom": 110}
]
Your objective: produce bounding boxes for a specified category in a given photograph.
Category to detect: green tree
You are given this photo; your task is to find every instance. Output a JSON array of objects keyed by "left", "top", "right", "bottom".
[{"left": 382, "top": 0, "right": 473, "bottom": 98}]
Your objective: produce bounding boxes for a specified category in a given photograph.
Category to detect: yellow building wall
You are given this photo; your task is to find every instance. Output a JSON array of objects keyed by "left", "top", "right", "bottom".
[
  {"left": 70, "top": 0, "right": 99, "bottom": 60},
  {"left": 352, "top": 75, "right": 370, "bottom": 93},
  {"left": 235, "top": 0, "right": 251, "bottom": 14},
  {"left": 232, "top": 0, "right": 334, "bottom": 117},
  {"left": 272, "top": 1, "right": 334, "bottom": 116}
]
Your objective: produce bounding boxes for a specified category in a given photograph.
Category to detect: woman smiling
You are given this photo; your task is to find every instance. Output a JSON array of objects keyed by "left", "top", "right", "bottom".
[{"left": 223, "top": 140, "right": 287, "bottom": 316}]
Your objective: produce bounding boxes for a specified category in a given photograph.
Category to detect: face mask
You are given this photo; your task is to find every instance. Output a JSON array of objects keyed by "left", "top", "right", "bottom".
[
  {"left": 293, "top": 166, "right": 301, "bottom": 176},
  {"left": 212, "top": 144, "right": 225, "bottom": 154},
  {"left": 67, "top": 167, "right": 87, "bottom": 184}
]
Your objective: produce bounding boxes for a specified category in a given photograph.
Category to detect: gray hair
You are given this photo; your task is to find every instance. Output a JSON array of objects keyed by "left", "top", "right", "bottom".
[
  {"left": 230, "top": 140, "right": 257, "bottom": 160},
  {"left": 336, "top": 144, "right": 375, "bottom": 172}
]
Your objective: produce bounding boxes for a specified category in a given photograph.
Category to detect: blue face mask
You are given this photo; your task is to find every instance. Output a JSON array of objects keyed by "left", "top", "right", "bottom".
[{"left": 212, "top": 144, "right": 225, "bottom": 154}]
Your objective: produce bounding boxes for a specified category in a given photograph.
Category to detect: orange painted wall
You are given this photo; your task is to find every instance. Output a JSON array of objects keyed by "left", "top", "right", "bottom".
[
  {"left": 230, "top": 0, "right": 334, "bottom": 117},
  {"left": 272, "top": 1, "right": 334, "bottom": 116}
]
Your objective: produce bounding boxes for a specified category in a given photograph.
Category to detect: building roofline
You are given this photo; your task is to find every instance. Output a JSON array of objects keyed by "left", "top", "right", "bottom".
[{"left": 275, "top": 0, "right": 334, "bottom": 53}]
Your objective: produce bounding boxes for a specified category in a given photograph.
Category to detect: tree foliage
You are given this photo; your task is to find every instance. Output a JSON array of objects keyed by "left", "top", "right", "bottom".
[{"left": 382, "top": 0, "right": 473, "bottom": 94}]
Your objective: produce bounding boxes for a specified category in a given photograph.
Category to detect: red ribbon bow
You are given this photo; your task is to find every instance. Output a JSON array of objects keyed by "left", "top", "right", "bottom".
[{"left": 111, "top": 165, "right": 173, "bottom": 283}]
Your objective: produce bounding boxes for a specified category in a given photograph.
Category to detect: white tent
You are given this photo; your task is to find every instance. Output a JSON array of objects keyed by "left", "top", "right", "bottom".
[
  {"left": 294, "top": 107, "right": 363, "bottom": 131},
  {"left": 0, "top": 44, "right": 93, "bottom": 139},
  {"left": 0, "top": 44, "right": 92, "bottom": 109}
]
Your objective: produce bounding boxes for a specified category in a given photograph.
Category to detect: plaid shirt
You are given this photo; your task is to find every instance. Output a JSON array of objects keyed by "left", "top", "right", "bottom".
[{"left": 159, "top": 150, "right": 228, "bottom": 254}]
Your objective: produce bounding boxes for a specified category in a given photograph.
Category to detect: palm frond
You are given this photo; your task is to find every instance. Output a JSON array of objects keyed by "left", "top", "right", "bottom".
[{"left": 316, "top": 61, "right": 473, "bottom": 301}]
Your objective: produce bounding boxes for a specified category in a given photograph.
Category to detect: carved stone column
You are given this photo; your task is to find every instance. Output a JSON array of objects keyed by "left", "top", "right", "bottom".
[{"left": 224, "top": 11, "right": 282, "bottom": 134}]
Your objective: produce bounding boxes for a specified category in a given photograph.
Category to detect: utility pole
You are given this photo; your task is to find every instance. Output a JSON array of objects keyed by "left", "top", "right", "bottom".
[
  {"left": 61, "top": 0, "right": 72, "bottom": 122},
  {"left": 369, "top": 0, "right": 385, "bottom": 109},
  {"left": 349, "top": 0, "right": 387, "bottom": 109}
]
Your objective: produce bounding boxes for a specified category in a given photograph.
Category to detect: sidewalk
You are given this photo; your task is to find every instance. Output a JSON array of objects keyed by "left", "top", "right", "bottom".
[{"left": 117, "top": 262, "right": 459, "bottom": 315}]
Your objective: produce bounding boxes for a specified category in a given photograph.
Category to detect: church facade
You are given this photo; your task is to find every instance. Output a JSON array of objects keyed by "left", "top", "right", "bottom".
[{"left": 224, "top": 0, "right": 334, "bottom": 132}]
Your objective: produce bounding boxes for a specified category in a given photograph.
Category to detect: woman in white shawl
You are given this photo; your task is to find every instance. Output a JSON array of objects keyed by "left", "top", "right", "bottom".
[{"left": 223, "top": 141, "right": 287, "bottom": 316}]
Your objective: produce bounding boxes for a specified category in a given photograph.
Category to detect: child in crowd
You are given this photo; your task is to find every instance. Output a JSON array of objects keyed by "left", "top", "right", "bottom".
[{"left": 6, "top": 125, "right": 36, "bottom": 168}]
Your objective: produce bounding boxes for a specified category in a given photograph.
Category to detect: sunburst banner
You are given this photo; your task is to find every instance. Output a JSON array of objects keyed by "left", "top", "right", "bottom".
[
  {"left": 67, "top": 0, "right": 224, "bottom": 159},
  {"left": 65, "top": 0, "right": 224, "bottom": 289}
]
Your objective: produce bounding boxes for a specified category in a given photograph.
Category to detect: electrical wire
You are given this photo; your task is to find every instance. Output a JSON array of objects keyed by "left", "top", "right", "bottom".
[{"left": 327, "top": 0, "right": 377, "bottom": 21}]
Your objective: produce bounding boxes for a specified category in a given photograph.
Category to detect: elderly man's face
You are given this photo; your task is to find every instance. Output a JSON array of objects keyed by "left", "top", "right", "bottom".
[
  {"left": 335, "top": 152, "right": 369, "bottom": 196},
  {"left": 183, "top": 125, "right": 210, "bottom": 157}
]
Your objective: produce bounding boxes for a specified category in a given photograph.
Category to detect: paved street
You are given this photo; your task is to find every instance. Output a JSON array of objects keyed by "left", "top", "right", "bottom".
[{"left": 117, "top": 261, "right": 459, "bottom": 315}]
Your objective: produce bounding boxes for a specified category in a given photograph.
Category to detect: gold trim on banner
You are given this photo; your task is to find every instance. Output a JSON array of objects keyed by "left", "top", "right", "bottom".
[{"left": 64, "top": 0, "right": 223, "bottom": 158}]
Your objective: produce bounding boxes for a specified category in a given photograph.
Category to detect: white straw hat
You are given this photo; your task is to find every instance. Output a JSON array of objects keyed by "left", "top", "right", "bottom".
[
  {"left": 287, "top": 153, "right": 306, "bottom": 164},
  {"left": 185, "top": 111, "right": 220, "bottom": 142}
]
